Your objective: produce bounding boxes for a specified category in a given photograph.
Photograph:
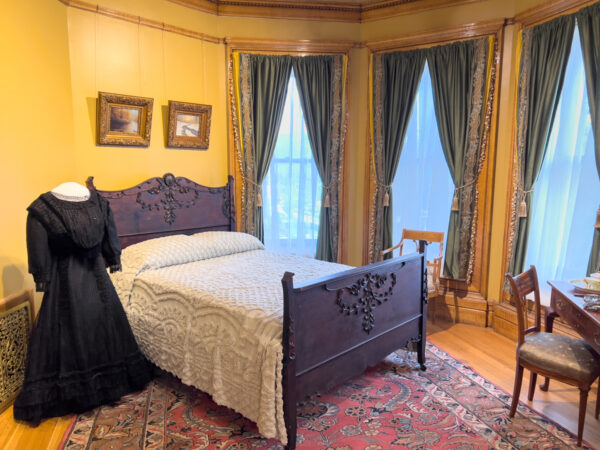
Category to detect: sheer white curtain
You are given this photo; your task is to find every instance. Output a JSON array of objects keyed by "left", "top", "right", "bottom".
[
  {"left": 525, "top": 27, "right": 598, "bottom": 301},
  {"left": 391, "top": 62, "right": 455, "bottom": 257},
  {"left": 262, "top": 70, "right": 323, "bottom": 256}
]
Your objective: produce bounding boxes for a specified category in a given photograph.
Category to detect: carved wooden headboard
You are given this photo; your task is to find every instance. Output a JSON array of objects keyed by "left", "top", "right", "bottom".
[{"left": 87, "top": 173, "right": 235, "bottom": 249}]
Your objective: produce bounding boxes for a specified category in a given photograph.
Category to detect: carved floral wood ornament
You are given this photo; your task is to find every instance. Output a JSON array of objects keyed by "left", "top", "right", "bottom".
[
  {"left": 336, "top": 272, "right": 398, "bottom": 333},
  {"left": 135, "top": 173, "right": 200, "bottom": 225}
]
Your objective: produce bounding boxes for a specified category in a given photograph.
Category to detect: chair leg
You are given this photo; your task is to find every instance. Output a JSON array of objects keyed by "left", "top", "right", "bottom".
[
  {"left": 540, "top": 377, "right": 550, "bottom": 392},
  {"left": 509, "top": 363, "right": 524, "bottom": 417},
  {"left": 528, "top": 372, "right": 537, "bottom": 401},
  {"left": 577, "top": 388, "right": 589, "bottom": 447}
]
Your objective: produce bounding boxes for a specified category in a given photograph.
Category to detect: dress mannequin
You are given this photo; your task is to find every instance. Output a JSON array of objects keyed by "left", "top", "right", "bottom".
[
  {"left": 50, "top": 182, "right": 90, "bottom": 202},
  {"left": 14, "top": 186, "right": 153, "bottom": 423}
]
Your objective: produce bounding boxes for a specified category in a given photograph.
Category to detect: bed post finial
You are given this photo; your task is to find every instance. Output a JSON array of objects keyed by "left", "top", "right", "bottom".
[{"left": 163, "top": 173, "right": 176, "bottom": 186}]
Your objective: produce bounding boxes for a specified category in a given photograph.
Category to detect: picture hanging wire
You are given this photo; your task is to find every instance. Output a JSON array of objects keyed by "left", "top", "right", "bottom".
[
  {"left": 202, "top": 38, "right": 207, "bottom": 102},
  {"left": 137, "top": 16, "right": 142, "bottom": 94},
  {"left": 94, "top": 8, "right": 98, "bottom": 94},
  {"left": 162, "top": 25, "right": 168, "bottom": 102}
]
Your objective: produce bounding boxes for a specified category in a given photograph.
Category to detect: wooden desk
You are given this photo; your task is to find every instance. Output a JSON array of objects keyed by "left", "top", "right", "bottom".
[{"left": 546, "top": 280, "right": 600, "bottom": 354}]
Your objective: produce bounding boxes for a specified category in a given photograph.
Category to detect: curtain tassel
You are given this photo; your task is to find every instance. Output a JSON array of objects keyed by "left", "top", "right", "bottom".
[
  {"left": 595, "top": 206, "right": 600, "bottom": 228},
  {"left": 518, "top": 198, "right": 527, "bottom": 218},
  {"left": 256, "top": 192, "right": 263, "bottom": 207},
  {"left": 383, "top": 190, "right": 390, "bottom": 207},
  {"left": 324, "top": 192, "right": 331, "bottom": 208},
  {"left": 451, "top": 192, "right": 459, "bottom": 211}
]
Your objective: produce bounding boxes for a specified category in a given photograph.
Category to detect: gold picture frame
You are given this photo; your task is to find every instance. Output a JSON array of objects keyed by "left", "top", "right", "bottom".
[
  {"left": 167, "top": 101, "right": 211, "bottom": 150},
  {"left": 97, "top": 92, "right": 153, "bottom": 146}
]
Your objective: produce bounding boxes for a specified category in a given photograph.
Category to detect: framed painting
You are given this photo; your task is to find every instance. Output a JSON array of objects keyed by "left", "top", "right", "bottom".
[
  {"left": 97, "top": 92, "right": 153, "bottom": 146},
  {"left": 167, "top": 101, "right": 211, "bottom": 149}
]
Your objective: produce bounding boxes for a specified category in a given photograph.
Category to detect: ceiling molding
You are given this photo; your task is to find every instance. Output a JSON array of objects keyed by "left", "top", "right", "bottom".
[
  {"left": 225, "top": 37, "right": 360, "bottom": 53},
  {"left": 58, "top": 0, "right": 224, "bottom": 43},
  {"left": 360, "top": 0, "right": 480, "bottom": 22},
  {"left": 366, "top": 18, "right": 505, "bottom": 51},
  {"left": 57, "top": 0, "right": 510, "bottom": 51},
  {"left": 167, "top": 0, "right": 480, "bottom": 22},
  {"left": 514, "top": 0, "right": 598, "bottom": 27}
]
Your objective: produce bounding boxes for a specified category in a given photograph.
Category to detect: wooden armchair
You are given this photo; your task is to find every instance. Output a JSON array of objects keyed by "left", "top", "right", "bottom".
[
  {"left": 505, "top": 266, "right": 600, "bottom": 447},
  {"left": 381, "top": 229, "right": 444, "bottom": 296}
]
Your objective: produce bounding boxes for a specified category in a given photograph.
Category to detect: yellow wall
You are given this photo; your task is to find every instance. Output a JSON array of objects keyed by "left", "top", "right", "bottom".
[
  {"left": 0, "top": 0, "right": 556, "bottom": 308},
  {"left": 67, "top": 7, "right": 228, "bottom": 189},
  {"left": 0, "top": 0, "right": 74, "bottom": 303}
]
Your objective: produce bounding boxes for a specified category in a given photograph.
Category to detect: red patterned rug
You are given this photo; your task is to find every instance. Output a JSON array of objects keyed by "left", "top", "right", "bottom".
[{"left": 59, "top": 343, "right": 592, "bottom": 449}]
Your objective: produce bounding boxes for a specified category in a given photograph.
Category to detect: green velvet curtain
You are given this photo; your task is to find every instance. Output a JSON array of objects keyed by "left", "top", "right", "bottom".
[
  {"left": 577, "top": 3, "right": 600, "bottom": 275},
  {"left": 237, "top": 54, "right": 292, "bottom": 241},
  {"left": 427, "top": 39, "right": 490, "bottom": 280},
  {"left": 370, "top": 49, "right": 426, "bottom": 262},
  {"left": 508, "top": 15, "right": 575, "bottom": 276},
  {"left": 292, "top": 55, "right": 345, "bottom": 262}
]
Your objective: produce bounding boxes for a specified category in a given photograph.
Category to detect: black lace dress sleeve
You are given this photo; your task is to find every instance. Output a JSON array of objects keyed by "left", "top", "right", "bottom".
[
  {"left": 26, "top": 213, "right": 52, "bottom": 292},
  {"left": 100, "top": 197, "right": 122, "bottom": 272}
]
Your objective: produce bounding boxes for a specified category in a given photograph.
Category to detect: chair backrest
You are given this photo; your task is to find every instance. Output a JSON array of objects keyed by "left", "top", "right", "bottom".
[
  {"left": 505, "top": 265, "right": 542, "bottom": 345},
  {"left": 398, "top": 229, "right": 444, "bottom": 260}
]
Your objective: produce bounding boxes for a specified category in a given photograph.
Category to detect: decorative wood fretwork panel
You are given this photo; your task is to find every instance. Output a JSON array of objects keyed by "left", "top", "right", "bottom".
[{"left": 0, "top": 290, "right": 33, "bottom": 414}]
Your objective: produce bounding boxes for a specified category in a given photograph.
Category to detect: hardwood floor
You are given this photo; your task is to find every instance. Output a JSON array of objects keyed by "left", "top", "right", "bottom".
[{"left": 1, "top": 322, "right": 598, "bottom": 449}]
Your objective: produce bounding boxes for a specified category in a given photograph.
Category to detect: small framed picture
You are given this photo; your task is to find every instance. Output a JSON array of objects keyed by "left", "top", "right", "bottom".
[
  {"left": 167, "top": 101, "right": 211, "bottom": 150},
  {"left": 97, "top": 92, "right": 153, "bottom": 146}
]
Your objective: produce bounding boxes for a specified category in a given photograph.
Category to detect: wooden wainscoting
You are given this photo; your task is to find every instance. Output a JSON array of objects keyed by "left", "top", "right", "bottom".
[
  {"left": 492, "top": 300, "right": 580, "bottom": 341},
  {"left": 430, "top": 289, "right": 490, "bottom": 327}
]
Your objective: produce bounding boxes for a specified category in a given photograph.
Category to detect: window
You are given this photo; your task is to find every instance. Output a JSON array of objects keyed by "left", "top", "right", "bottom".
[
  {"left": 262, "top": 70, "right": 323, "bottom": 256},
  {"left": 391, "top": 62, "right": 455, "bottom": 256},
  {"left": 524, "top": 27, "right": 598, "bottom": 302}
]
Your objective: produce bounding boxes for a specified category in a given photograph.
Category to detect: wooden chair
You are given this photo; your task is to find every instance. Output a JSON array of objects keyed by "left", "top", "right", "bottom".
[
  {"left": 505, "top": 266, "right": 600, "bottom": 447},
  {"left": 381, "top": 228, "right": 444, "bottom": 298}
]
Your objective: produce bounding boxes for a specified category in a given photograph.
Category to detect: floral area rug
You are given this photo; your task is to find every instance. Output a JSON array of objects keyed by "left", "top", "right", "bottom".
[{"left": 59, "top": 343, "right": 591, "bottom": 449}]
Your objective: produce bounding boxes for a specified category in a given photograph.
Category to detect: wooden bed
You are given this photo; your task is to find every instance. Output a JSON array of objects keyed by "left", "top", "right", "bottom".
[{"left": 88, "top": 173, "right": 428, "bottom": 449}]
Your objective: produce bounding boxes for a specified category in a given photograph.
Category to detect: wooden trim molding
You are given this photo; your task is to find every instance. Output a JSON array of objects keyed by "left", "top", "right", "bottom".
[
  {"left": 57, "top": 0, "right": 223, "bottom": 44},
  {"left": 168, "top": 0, "right": 479, "bottom": 23},
  {"left": 366, "top": 18, "right": 505, "bottom": 52},
  {"left": 361, "top": 0, "right": 480, "bottom": 22},
  {"left": 514, "top": 0, "right": 599, "bottom": 27},
  {"left": 225, "top": 38, "right": 359, "bottom": 53}
]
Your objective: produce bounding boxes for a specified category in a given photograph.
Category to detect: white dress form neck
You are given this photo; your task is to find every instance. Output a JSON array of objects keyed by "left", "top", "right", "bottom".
[{"left": 51, "top": 182, "right": 90, "bottom": 202}]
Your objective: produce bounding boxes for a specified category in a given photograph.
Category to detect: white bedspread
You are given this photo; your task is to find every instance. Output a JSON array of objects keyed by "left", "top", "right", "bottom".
[{"left": 111, "top": 236, "right": 349, "bottom": 444}]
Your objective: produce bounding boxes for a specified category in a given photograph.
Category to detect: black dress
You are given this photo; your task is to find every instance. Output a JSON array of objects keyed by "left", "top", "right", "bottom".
[{"left": 13, "top": 190, "right": 153, "bottom": 423}]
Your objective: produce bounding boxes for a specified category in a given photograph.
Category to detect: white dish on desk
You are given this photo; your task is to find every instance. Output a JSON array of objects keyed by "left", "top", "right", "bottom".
[{"left": 569, "top": 279, "right": 600, "bottom": 295}]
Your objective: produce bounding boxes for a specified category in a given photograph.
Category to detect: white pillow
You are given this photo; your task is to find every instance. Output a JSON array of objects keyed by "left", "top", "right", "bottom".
[
  {"left": 120, "top": 234, "right": 202, "bottom": 274},
  {"left": 191, "top": 231, "right": 265, "bottom": 259},
  {"left": 120, "top": 231, "right": 265, "bottom": 274}
]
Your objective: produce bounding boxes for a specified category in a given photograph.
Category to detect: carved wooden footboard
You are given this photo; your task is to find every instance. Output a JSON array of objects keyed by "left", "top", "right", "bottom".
[{"left": 281, "top": 243, "right": 427, "bottom": 449}]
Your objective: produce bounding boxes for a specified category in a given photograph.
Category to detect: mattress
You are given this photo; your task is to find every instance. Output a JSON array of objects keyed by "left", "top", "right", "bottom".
[{"left": 110, "top": 232, "right": 349, "bottom": 444}]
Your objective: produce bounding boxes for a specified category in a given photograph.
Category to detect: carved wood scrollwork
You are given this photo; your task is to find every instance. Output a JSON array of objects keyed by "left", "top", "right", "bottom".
[
  {"left": 288, "top": 317, "right": 296, "bottom": 360},
  {"left": 208, "top": 186, "right": 232, "bottom": 220},
  {"left": 136, "top": 173, "right": 200, "bottom": 225},
  {"left": 336, "top": 272, "right": 397, "bottom": 334}
]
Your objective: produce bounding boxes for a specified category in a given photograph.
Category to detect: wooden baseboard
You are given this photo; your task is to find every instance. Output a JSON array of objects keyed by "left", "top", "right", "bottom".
[{"left": 430, "top": 290, "right": 489, "bottom": 327}]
